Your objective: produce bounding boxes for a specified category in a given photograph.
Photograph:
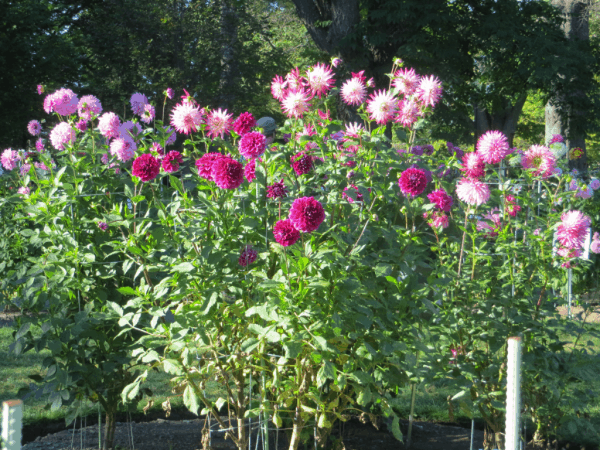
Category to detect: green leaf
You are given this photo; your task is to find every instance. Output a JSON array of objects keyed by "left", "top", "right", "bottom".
[
  {"left": 284, "top": 341, "right": 303, "bottom": 359},
  {"left": 391, "top": 416, "right": 403, "bottom": 441},
  {"left": 118, "top": 286, "right": 137, "bottom": 296},
  {"left": 183, "top": 385, "right": 200, "bottom": 415},
  {"left": 169, "top": 175, "right": 185, "bottom": 195},
  {"left": 163, "top": 359, "right": 184, "bottom": 375},
  {"left": 316, "top": 361, "right": 336, "bottom": 388},
  {"left": 172, "top": 262, "right": 195, "bottom": 273}
]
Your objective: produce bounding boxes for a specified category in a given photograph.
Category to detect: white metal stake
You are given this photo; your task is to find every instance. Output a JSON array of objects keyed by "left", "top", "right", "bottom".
[
  {"left": 505, "top": 337, "right": 522, "bottom": 450},
  {"left": 470, "top": 419, "right": 474, "bottom": 450},
  {"left": 2, "top": 400, "right": 23, "bottom": 450},
  {"left": 568, "top": 268, "right": 573, "bottom": 319}
]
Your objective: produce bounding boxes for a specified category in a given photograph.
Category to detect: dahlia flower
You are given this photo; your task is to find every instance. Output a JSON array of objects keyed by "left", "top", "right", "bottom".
[
  {"left": 291, "top": 151, "right": 313, "bottom": 176},
  {"left": 331, "top": 57, "right": 342, "bottom": 68},
  {"left": 477, "top": 209, "right": 502, "bottom": 238},
  {"left": 37, "top": 85, "right": 44, "bottom": 95},
  {"left": 522, "top": 145, "right": 556, "bottom": 178},
  {"left": 98, "top": 222, "right": 108, "bottom": 231},
  {"left": 395, "top": 98, "right": 420, "bottom": 128},
  {"left": 392, "top": 68, "right": 420, "bottom": 96},
  {"left": 196, "top": 153, "right": 224, "bottom": 181},
  {"left": 477, "top": 131, "right": 510, "bottom": 164},
  {"left": 456, "top": 178, "right": 490, "bottom": 206},
  {"left": 271, "top": 75, "right": 287, "bottom": 101},
  {"left": 550, "top": 134, "right": 564, "bottom": 144},
  {"left": 344, "top": 122, "right": 365, "bottom": 139},
  {"left": 398, "top": 168, "right": 427, "bottom": 197},
  {"left": 556, "top": 210, "right": 591, "bottom": 249},
  {"left": 367, "top": 90, "right": 397, "bottom": 124},
  {"left": 1, "top": 149, "right": 19, "bottom": 171},
  {"left": 132, "top": 154, "right": 160, "bottom": 182},
  {"left": 150, "top": 142, "right": 164, "bottom": 156},
  {"left": 233, "top": 112, "right": 256, "bottom": 136},
  {"left": 35, "top": 139, "right": 44, "bottom": 152},
  {"left": 289, "top": 196, "right": 325, "bottom": 233},
  {"left": 239, "top": 131, "right": 266, "bottom": 159},
  {"left": 238, "top": 245, "right": 258, "bottom": 267},
  {"left": 98, "top": 112, "right": 121, "bottom": 138},
  {"left": 75, "top": 120, "right": 87, "bottom": 132},
  {"left": 273, "top": 219, "right": 300, "bottom": 246},
  {"left": 281, "top": 89, "right": 310, "bottom": 119},
  {"left": 427, "top": 189, "right": 453, "bottom": 212},
  {"left": 27, "top": 120, "right": 42, "bottom": 136},
  {"left": 505, "top": 195, "right": 521, "bottom": 217},
  {"left": 20, "top": 163, "right": 31, "bottom": 176},
  {"left": 590, "top": 179, "right": 600, "bottom": 190},
  {"left": 162, "top": 151, "right": 183, "bottom": 173},
  {"left": 211, "top": 156, "right": 244, "bottom": 189},
  {"left": 206, "top": 108, "right": 233, "bottom": 139},
  {"left": 576, "top": 184, "right": 593, "bottom": 199},
  {"left": 424, "top": 211, "right": 449, "bottom": 229},
  {"left": 267, "top": 179, "right": 288, "bottom": 199},
  {"left": 170, "top": 102, "right": 203, "bottom": 135},
  {"left": 591, "top": 237, "right": 600, "bottom": 254},
  {"left": 307, "top": 63, "right": 335, "bottom": 98},
  {"left": 460, "top": 152, "right": 486, "bottom": 179},
  {"left": 341, "top": 76, "right": 367, "bottom": 106},
  {"left": 286, "top": 67, "right": 306, "bottom": 92},
  {"left": 130, "top": 93, "right": 149, "bottom": 116},
  {"left": 49, "top": 122, "right": 76, "bottom": 150},
  {"left": 110, "top": 136, "right": 136, "bottom": 162},
  {"left": 51, "top": 88, "right": 79, "bottom": 116},
  {"left": 244, "top": 158, "right": 262, "bottom": 183},
  {"left": 141, "top": 104, "right": 156, "bottom": 124},
  {"left": 18, "top": 186, "right": 30, "bottom": 196},
  {"left": 165, "top": 88, "right": 175, "bottom": 99},
  {"left": 78, "top": 95, "right": 102, "bottom": 120},
  {"left": 416, "top": 75, "right": 442, "bottom": 107}
]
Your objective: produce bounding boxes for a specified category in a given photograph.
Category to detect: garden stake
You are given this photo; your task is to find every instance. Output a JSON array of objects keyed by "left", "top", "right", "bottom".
[
  {"left": 568, "top": 268, "right": 572, "bottom": 319},
  {"left": 406, "top": 383, "right": 417, "bottom": 448},
  {"left": 249, "top": 370, "right": 252, "bottom": 450},
  {"left": 470, "top": 419, "right": 474, "bottom": 450},
  {"left": 2, "top": 400, "right": 23, "bottom": 450},
  {"left": 262, "top": 370, "right": 269, "bottom": 450},
  {"left": 505, "top": 337, "right": 522, "bottom": 450},
  {"left": 98, "top": 403, "right": 102, "bottom": 450}
]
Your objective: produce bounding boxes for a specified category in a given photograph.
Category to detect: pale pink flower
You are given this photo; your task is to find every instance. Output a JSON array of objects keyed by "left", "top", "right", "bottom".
[
  {"left": 460, "top": 152, "right": 486, "bottom": 179},
  {"left": 344, "top": 122, "right": 365, "bottom": 139},
  {"left": 35, "top": 139, "right": 44, "bottom": 152},
  {"left": 130, "top": 93, "right": 149, "bottom": 116},
  {"left": 416, "top": 75, "right": 442, "bottom": 107},
  {"left": 110, "top": 135, "right": 136, "bottom": 162},
  {"left": 141, "top": 104, "right": 155, "bottom": 124},
  {"left": 77, "top": 95, "right": 102, "bottom": 120},
  {"left": 521, "top": 145, "right": 556, "bottom": 179},
  {"left": 281, "top": 89, "right": 310, "bottom": 119},
  {"left": 37, "top": 85, "right": 44, "bottom": 95},
  {"left": 367, "top": 90, "right": 397, "bottom": 124},
  {"left": 556, "top": 210, "right": 591, "bottom": 249},
  {"left": 27, "top": 120, "right": 42, "bottom": 136},
  {"left": 98, "top": 112, "right": 121, "bottom": 138},
  {"left": 591, "top": 239, "right": 600, "bottom": 254},
  {"left": 340, "top": 76, "right": 367, "bottom": 106},
  {"left": 165, "top": 88, "right": 175, "bottom": 99},
  {"left": 170, "top": 102, "right": 203, "bottom": 135},
  {"left": 51, "top": 88, "right": 79, "bottom": 116},
  {"left": 206, "top": 108, "right": 233, "bottom": 139},
  {"left": 43, "top": 93, "right": 56, "bottom": 114},
  {"left": 394, "top": 98, "right": 420, "bottom": 128},
  {"left": 18, "top": 186, "right": 30, "bottom": 196},
  {"left": 285, "top": 67, "right": 306, "bottom": 92},
  {"left": 1, "top": 149, "right": 19, "bottom": 171},
  {"left": 307, "top": 63, "right": 335, "bottom": 98},
  {"left": 331, "top": 57, "right": 342, "bottom": 68},
  {"left": 476, "top": 131, "right": 510, "bottom": 164},
  {"left": 392, "top": 68, "right": 420, "bottom": 96},
  {"left": 456, "top": 178, "right": 490, "bottom": 206},
  {"left": 271, "top": 75, "right": 287, "bottom": 101},
  {"left": 49, "top": 122, "right": 76, "bottom": 150}
]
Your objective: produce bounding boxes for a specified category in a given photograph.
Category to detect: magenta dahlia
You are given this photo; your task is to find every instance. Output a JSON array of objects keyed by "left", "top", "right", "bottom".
[
  {"left": 477, "top": 131, "right": 510, "bottom": 164},
  {"left": 456, "top": 178, "right": 490, "bottom": 206},
  {"left": 289, "top": 196, "right": 325, "bottom": 233},
  {"left": 273, "top": 219, "right": 301, "bottom": 247},
  {"left": 427, "top": 189, "right": 453, "bottom": 212},
  {"left": 239, "top": 131, "right": 266, "bottom": 159},
  {"left": 557, "top": 210, "right": 591, "bottom": 249},
  {"left": 291, "top": 151, "right": 314, "bottom": 176},
  {"left": 27, "top": 120, "right": 42, "bottom": 136},
  {"left": 238, "top": 245, "right": 258, "bottom": 267},
  {"left": 233, "top": 112, "right": 256, "bottom": 135},
  {"left": 35, "top": 138, "right": 44, "bottom": 152},
  {"left": 460, "top": 152, "right": 485, "bottom": 179},
  {"left": 342, "top": 184, "right": 365, "bottom": 203},
  {"left": 267, "top": 179, "right": 288, "bottom": 199},
  {"left": 211, "top": 156, "right": 244, "bottom": 189},
  {"left": 170, "top": 102, "right": 203, "bottom": 135},
  {"left": 132, "top": 154, "right": 160, "bottom": 182},
  {"left": 162, "top": 151, "right": 183, "bottom": 173},
  {"left": 98, "top": 222, "right": 108, "bottom": 231},
  {"left": 522, "top": 145, "right": 556, "bottom": 179},
  {"left": 98, "top": 112, "right": 121, "bottom": 138},
  {"left": 196, "top": 153, "right": 224, "bottom": 181},
  {"left": 75, "top": 119, "right": 87, "bottom": 132},
  {"left": 398, "top": 168, "right": 428, "bottom": 196},
  {"left": 51, "top": 88, "right": 79, "bottom": 116},
  {"left": 244, "top": 158, "right": 262, "bottom": 183},
  {"left": 49, "top": 122, "right": 76, "bottom": 150},
  {"left": 78, "top": 95, "right": 102, "bottom": 121}
]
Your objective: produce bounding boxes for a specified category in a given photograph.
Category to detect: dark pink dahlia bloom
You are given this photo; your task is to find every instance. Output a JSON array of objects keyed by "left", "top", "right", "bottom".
[
  {"left": 244, "top": 157, "right": 262, "bottom": 183},
  {"left": 289, "top": 196, "right": 325, "bottom": 233},
  {"left": 398, "top": 168, "right": 427, "bottom": 196},
  {"left": 427, "top": 189, "right": 453, "bottom": 212},
  {"left": 267, "top": 179, "right": 288, "bottom": 199},
  {"left": 239, "top": 131, "right": 266, "bottom": 159},
  {"left": 212, "top": 156, "right": 244, "bottom": 189},
  {"left": 162, "top": 151, "right": 183, "bottom": 173},
  {"left": 273, "top": 219, "right": 300, "bottom": 246},
  {"left": 132, "top": 154, "right": 160, "bottom": 182},
  {"left": 238, "top": 245, "right": 258, "bottom": 267},
  {"left": 291, "top": 151, "right": 314, "bottom": 175},
  {"left": 195, "top": 152, "right": 224, "bottom": 181},
  {"left": 233, "top": 112, "right": 256, "bottom": 135}
]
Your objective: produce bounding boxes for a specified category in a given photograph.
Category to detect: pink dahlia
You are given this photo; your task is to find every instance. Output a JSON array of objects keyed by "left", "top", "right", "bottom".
[
  {"left": 289, "top": 196, "right": 325, "bottom": 233},
  {"left": 416, "top": 75, "right": 443, "bottom": 108},
  {"left": 51, "top": 88, "right": 79, "bottom": 116},
  {"left": 460, "top": 152, "right": 485, "bottom": 179},
  {"left": 206, "top": 108, "right": 233, "bottom": 139},
  {"left": 98, "top": 222, "right": 108, "bottom": 231},
  {"left": 291, "top": 151, "right": 313, "bottom": 175},
  {"left": 344, "top": 122, "right": 365, "bottom": 139},
  {"left": 267, "top": 179, "right": 288, "bottom": 199},
  {"left": 1, "top": 149, "right": 19, "bottom": 171},
  {"left": 398, "top": 168, "right": 428, "bottom": 196},
  {"left": 273, "top": 219, "right": 300, "bottom": 247},
  {"left": 239, "top": 131, "right": 266, "bottom": 159},
  {"left": 244, "top": 157, "right": 262, "bottom": 183},
  {"left": 394, "top": 98, "right": 420, "bottom": 128},
  {"left": 307, "top": 63, "right": 335, "bottom": 98},
  {"left": 341, "top": 76, "right": 367, "bottom": 106},
  {"left": 271, "top": 75, "right": 287, "bottom": 101},
  {"left": 196, "top": 153, "right": 224, "bottom": 181},
  {"left": 342, "top": 184, "right": 365, "bottom": 203},
  {"left": 141, "top": 104, "right": 156, "bottom": 124},
  {"left": 427, "top": 189, "right": 453, "bottom": 212},
  {"left": 392, "top": 68, "right": 420, "bottom": 96},
  {"left": 43, "top": 93, "right": 55, "bottom": 114},
  {"left": 130, "top": 93, "right": 149, "bottom": 116},
  {"left": 165, "top": 88, "right": 175, "bottom": 99},
  {"left": 367, "top": 90, "right": 397, "bottom": 125},
  {"left": 591, "top": 238, "right": 600, "bottom": 254},
  {"left": 98, "top": 112, "right": 121, "bottom": 138},
  {"left": 505, "top": 195, "right": 521, "bottom": 217},
  {"left": 120, "top": 121, "right": 142, "bottom": 139},
  {"left": 556, "top": 210, "right": 591, "bottom": 249},
  {"left": 27, "top": 120, "right": 42, "bottom": 136},
  {"left": 18, "top": 186, "right": 30, "bottom": 196},
  {"left": 132, "top": 154, "right": 160, "bottom": 182},
  {"left": 37, "top": 85, "right": 44, "bottom": 95},
  {"left": 281, "top": 89, "right": 310, "bottom": 119},
  {"left": 477, "top": 209, "right": 502, "bottom": 239},
  {"left": 522, "top": 145, "right": 556, "bottom": 179},
  {"left": 286, "top": 67, "right": 306, "bottom": 92},
  {"left": 150, "top": 142, "right": 164, "bottom": 157},
  {"left": 550, "top": 134, "right": 564, "bottom": 144},
  {"left": 75, "top": 119, "right": 87, "bottom": 132},
  {"left": 49, "top": 122, "right": 76, "bottom": 150},
  {"left": 110, "top": 135, "right": 136, "bottom": 162},
  {"left": 212, "top": 156, "right": 244, "bottom": 189},
  {"left": 233, "top": 112, "right": 256, "bottom": 135},
  {"left": 162, "top": 151, "right": 183, "bottom": 173},
  {"left": 170, "top": 102, "right": 203, "bottom": 135},
  {"left": 238, "top": 245, "right": 258, "bottom": 267},
  {"left": 456, "top": 178, "right": 490, "bottom": 206},
  {"left": 77, "top": 95, "right": 102, "bottom": 120},
  {"left": 476, "top": 131, "right": 510, "bottom": 164},
  {"left": 35, "top": 138, "right": 44, "bottom": 152},
  {"left": 424, "top": 211, "right": 449, "bottom": 229}
]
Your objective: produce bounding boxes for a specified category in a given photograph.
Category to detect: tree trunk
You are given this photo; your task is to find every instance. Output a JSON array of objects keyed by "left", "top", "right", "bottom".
[
  {"left": 103, "top": 407, "right": 117, "bottom": 450},
  {"left": 218, "top": 0, "right": 239, "bottom": 110},
  {"left": 288, "top": 408, "right": 304, "bottom": 450},
  {"left": 545, "top": 0, "right": 590, "bottom": 172},
  {"left": 474, "top": 94, "right": 528, "bottom": 148}
]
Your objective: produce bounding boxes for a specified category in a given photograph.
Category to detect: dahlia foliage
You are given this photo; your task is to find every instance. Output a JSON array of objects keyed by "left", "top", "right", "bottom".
[{"left": 2, "top": 60, "right": 600, "bottom": 450}]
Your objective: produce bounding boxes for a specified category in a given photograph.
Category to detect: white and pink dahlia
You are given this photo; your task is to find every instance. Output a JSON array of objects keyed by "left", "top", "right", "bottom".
[
  {"left": 521, "top": 145, "right": 556, "bottom": 179},
  {"left": 344, "top": 122, "right": 365, "bottom": 139},
  {"left": 27, "top": 120, "right": 42, "bottom": 136},
  {"left": 476, "top": 130, "right": 510, "bottom": 164},
  {"left": 281, "top": 89, "right": 310, "bottom": 119},
  {"left": 460, "top": 152, "right": 486, "bottom": 179},
  {"left": 392, "top": 68, "right": 420, "bottom": 96},
  {"left": 307, "top": 63, "right": 335, "bottom": 98},
  {"left": 416, "top": 75, "right": 442, "bottom": 108},
  {"left": 341, "top": 76, "right": 367, "bottom": 106},
  {"left": 110, "top": 135, "right": 137, "bottom": 162},
  {"left": 130, "top": 93, "right": 149, "bottom": 116},
  {"left": 206, "top": 108, "right": 233, "bottom": 139},
  {"left": 49, "top": 122, "right": 76, "bottom": 150},
  {"left": 78, "top": 95, "right": 102, "bottom": 121},
  {"left": 1, "top": 149, "right": 19, "bottom": 171},
  {"left": 98, "top": 112, "right": 121, "bottom": 139},
  {"left": 141, "top": 104, "right": 156, "bottom": 124},
  {"left": 366, "top": 90, "right": 397, "bottom": 125},
  {"left": 271, "top": 75, "right": 287, "bottom": 101},
  {"left": 170, "top": 102, "right": 203, "bottom": 135},
  {"left": 394, "top": 98, "right": 420, "bottom": 128},
  {"left": 456, "top": 178, "right": 490, "bottom": 206},
  {"left": 557, "top": 210, "right": 591, "bottom": 249}
]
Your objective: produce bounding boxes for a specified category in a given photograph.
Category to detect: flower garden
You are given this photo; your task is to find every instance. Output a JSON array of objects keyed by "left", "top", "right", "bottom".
[{"left": 2, "top": 58, "right": 600, "bottom": 450}]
